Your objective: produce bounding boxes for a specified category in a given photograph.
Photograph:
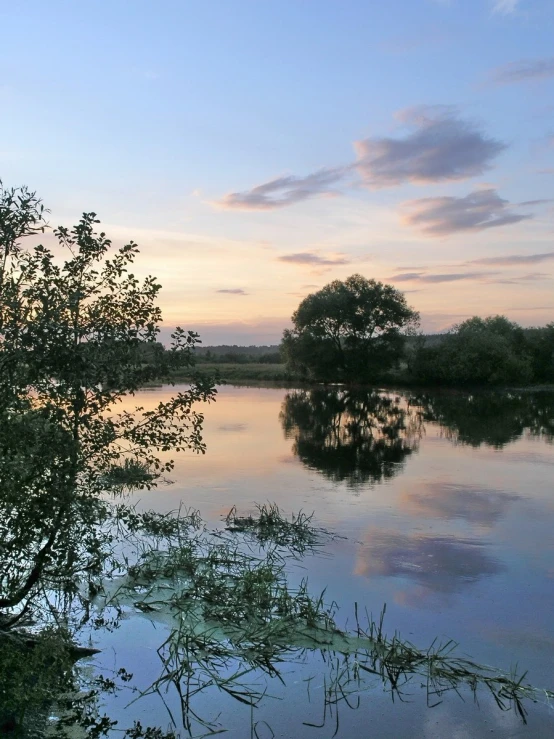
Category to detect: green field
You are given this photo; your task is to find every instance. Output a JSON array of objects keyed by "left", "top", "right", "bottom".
[{"left": 173, "top": 362, "right": 296, "bottom": 385}]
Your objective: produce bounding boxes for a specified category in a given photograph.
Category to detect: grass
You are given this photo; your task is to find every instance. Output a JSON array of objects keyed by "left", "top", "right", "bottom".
[
  {"left": 224, "top": 503, "right": 338, "bottom": 554},
  {"left": 90, "top": 505, "right": 554, "bottom": 737},
  {"left": 168, "top": 362, "right": 295, "bottom": 385}
]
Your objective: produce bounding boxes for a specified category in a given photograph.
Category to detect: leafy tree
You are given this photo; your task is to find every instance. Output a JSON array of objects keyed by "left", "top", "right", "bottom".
[
  {"left": 282, "top": 274, "right": 419, "bottom": 382},
  {"left": 411, "top": 315, "right": 533, "bottom": 386},
  {"left": 0, "top": 180, "right": 215, "bottom": 638},
  {"left": 524, "top": 323, "right": 554, "bottom": 383}
]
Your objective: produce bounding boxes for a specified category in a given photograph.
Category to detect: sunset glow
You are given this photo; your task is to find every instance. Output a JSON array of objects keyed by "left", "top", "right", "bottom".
[{"left": 2, "top": 1, "right": 553, "bottom": 344}]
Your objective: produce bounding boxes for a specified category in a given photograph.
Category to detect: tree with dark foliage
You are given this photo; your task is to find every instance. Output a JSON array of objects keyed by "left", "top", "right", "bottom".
[{"left": 282, "top": 274, "right": 419, "bottom": 382}]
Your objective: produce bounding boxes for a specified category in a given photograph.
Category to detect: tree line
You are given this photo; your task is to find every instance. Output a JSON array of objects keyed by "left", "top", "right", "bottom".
[{"left": 281, "top": 275, "right": 554, "bottom": 387}]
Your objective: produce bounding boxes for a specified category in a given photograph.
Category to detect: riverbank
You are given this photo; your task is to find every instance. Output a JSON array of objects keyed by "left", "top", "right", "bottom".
[{"left": 154, "top": 362, "right": 554, "bottom": 392}]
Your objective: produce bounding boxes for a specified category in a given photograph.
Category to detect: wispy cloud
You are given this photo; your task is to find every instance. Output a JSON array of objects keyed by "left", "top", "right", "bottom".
[
  {"left": 213, "top": 107, "right": 505, "bottom": 210},
  {"left": 402, "top": 188, "right": 532, "bottom": 236},
  {"left": 216, "top": 288, "right": 249, "bottom": 295},
  {"left": 489, "top": 272, "right": 550, "bottom": 284},
  {"left": 489, "top": 56, "right": 554, "bottom": 85},
  {"left": 354, "top": 106, "right": 505, "bottom": 187},
  {"left": 213, "top": 167, "right": 347, "bottom": 211},
  {"left": 277, "top": 252, "right": 350, "bottom": 266},
  {"left": 492, "top": 0, "right": 519, "bottom": 14},
  {"left": 519, "top": 198, "right": 553, "bottom": 206},
  {"left": 389, "top": 271, "right": 498, "bottom": 283},
  {"left": 467, "top": 251, "right": 554, "bottom": 266}
]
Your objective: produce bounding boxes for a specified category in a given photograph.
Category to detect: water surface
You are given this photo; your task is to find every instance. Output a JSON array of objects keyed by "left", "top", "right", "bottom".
[{"left": 99, "top": 385, "right": 554, "bottom": 738}]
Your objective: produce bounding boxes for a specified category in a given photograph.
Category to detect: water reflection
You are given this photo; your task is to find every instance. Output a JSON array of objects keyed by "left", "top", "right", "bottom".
[
  {"left": 355, "top": 529, "right": 503, "bottom": 594},
  {"left": 401, "top": 483, "right": 520, "bottom": 529},
  {"left": 280, "top": 388, "right": 423, "bottom": 487},
  {"left": 413, "top": 390, "right": 554, "bottom": 448}
]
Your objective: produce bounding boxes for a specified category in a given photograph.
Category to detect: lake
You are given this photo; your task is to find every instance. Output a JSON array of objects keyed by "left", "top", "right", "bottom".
[{"left": 96, "top": 384, "right": 554, "bottom": 738}]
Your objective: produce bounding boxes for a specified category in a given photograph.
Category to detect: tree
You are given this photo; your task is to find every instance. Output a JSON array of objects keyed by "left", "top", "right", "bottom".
[
  {"left": 524, "top": 323, "right": 554, "bottom": 383},
  {"left": 282, "top": 274, "right": 419, "bottom": 382},
  {"left": 0, "top": 179, "right": 216, "bottom": 631},
  {"left": 411, "top": 315, "right": 533, "bottom": 386}
]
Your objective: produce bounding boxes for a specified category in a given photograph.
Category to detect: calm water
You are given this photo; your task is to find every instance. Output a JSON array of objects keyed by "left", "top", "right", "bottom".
[{"left": 97, "top": 384, "right": 554, "bottom": 738}]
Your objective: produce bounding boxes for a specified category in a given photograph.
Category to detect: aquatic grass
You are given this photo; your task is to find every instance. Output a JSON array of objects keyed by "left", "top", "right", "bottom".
[
  {"left": 94, "top": 509, "right": 554, "bottom": 736},
  {"left": 101, "top": 460, "right": 158, "bottom": 492},
  {"left": 224, "top": 503, "right": 338, "bottom": 555}
]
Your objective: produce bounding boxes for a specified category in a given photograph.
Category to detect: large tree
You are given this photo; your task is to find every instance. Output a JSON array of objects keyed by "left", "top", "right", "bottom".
[{"left": 282, "top": 274, "right": 419, "bottom": 381}]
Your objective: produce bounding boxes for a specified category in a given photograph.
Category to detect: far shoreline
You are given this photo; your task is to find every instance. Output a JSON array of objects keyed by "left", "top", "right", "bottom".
[{"left": 141, "top": 362, "right": 554, "bottom": 394}]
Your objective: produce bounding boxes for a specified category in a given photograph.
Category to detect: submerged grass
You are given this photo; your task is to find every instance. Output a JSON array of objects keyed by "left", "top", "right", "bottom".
[
  {"left": 88, "top": 505, "right": 554, "bottom": 737},
  {"left": 224, "top": 503, "right": 338, "bottom": 554}
]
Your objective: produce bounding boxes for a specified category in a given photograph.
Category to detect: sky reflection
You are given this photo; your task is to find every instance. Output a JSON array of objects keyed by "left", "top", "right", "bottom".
[{"left": 117, "top": 384, "right": 554, "bottom": 735}]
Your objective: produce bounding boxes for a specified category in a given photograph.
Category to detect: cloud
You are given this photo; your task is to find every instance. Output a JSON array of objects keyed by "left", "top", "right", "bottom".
[
  {"left": 354, "top": 106, "right": 506, "bottom": 187},
  {"left": 519, "top": 198, "right": 553, "bottom": 206},
  {"left": 492, "top": 0, "right": 519, "bottom": 14},
  {"left": 402, "top": 188, "right": 532, "bottom": 236},
  {"left": 467, "top": 251, "right": 554, "bottom": 266},
  {"left": 389, "top": 270, "right": 498, "bottom": 283},
  {"left": 277, "top": 252, "right": 350, "bottom": 266},
  {"left": 213, "top": 167, "right": 347, "bottom": 211},
  {"left": 213, "top": 108, "right": 505, "bottom": 210},
  {"left": 215, "top": 288, "right": 248, "bottom": 295},
  {"left": 489, "top": 56, "right": 554, "bottom": 85},
  {"left": 488, "top": 272, "right": 550, "bottom": 284}
]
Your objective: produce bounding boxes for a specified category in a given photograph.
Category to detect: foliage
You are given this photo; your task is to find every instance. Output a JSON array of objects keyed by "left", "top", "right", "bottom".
[
  {"left": 0, "top": 628, "right": 75, "bottom": 735},
  {"left": 282, "top": 274, "right": 419, "bottom": 382},
  {"left": 524, "top": 323, "right": 554, "bottom": 383},
  {"left": 0, "top": 181, "right": 215, "bottom": 733},
  {"left": 224, "top": 502, "right": 336, "bottom": 553},
  {"left": 410, "top": 315, "right": 534, "bottom": 386}
]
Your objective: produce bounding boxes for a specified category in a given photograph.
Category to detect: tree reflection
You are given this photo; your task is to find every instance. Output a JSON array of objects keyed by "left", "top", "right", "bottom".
[
  {"left": 412, "top": 390, "right": 554, "bottom": 448},
  {"left": 280, "top": 388, "right": 423, "bottom": 486}
]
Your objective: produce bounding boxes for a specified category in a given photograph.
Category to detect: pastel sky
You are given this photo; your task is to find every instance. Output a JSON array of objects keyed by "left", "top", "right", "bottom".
[{"left": 1, "top": 0, "right": 553, "bottom": 344}]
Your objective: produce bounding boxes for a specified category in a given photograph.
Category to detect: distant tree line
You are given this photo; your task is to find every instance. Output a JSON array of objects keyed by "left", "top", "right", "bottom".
[
  {"left": 142, "top": 276, "right": 553, "bottom": 388},
  {"left": 196, "top": 345, "right": 281, "bottom": 364},
  {"left": 409, "top": 317, "right": 554, "bottom": 386},
  {"left": 281, "top": 275, "right": 554, "bottom": 387}
]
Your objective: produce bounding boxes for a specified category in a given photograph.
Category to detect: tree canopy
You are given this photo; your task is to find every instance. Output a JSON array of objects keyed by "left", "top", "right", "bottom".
[
  {"left": 410, "top": 315, "right": 537, "bottom": 386},
  {"left": 282, "top": 274, "right": 419, "bottom": 382}
]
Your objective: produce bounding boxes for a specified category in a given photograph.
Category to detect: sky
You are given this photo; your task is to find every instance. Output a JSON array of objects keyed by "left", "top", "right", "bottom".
[{"left": 1, "top": 0, "right": 553, "bottom": 344}]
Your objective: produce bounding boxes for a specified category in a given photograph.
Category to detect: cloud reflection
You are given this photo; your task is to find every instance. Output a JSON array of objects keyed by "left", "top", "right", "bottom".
[
  {"left": 401, "top": 483, "right": 520, "bottom": 528},
  {"left": 355, "top": 529, "right": 503, "bottom": 594}
]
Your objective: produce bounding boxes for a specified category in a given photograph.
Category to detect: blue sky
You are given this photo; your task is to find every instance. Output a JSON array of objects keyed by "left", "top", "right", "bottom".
[{"left": 1, "top": 0, "right": 553, "bottom": 343}]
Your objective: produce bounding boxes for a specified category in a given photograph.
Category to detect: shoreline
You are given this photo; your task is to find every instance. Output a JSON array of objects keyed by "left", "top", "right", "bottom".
[{"left": 142, "top": 362, "right": 554, "bottom": 393}]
